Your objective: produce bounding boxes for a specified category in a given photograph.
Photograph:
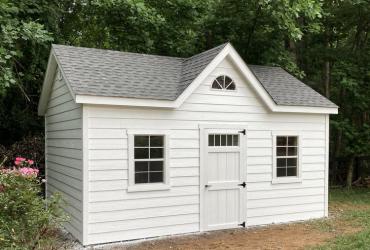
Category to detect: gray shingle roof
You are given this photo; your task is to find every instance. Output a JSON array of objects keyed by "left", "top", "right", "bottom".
[
  {"left": 52, "top": 43, "right": 337, "bottom": 108},
  {"left": 248, "top": 65, "right": 337, "bottom": 108},
  {"left": 52, "top": 44, "right": 226, "bottom": 101}
]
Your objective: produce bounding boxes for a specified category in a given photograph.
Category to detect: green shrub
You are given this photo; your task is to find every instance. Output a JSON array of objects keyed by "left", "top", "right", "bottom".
[{"left": 0, "top": 157, "right": 66, "bottom": 249}]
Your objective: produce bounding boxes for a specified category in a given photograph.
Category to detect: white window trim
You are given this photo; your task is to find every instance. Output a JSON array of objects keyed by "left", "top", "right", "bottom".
[
  {"left": 127, "top": 129, "right": 170, "bottom": 192},
  {"left": 271, "top": 131, "right": 302, "bottom": 184}
]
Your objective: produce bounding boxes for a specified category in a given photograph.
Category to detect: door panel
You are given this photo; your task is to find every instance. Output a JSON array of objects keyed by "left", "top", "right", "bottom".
[
  {"left": 206, "top": 189, "right": 241, "bottom": 228},
  {"left": 203, "top": 129, "right": 246, "bottom": 230}
]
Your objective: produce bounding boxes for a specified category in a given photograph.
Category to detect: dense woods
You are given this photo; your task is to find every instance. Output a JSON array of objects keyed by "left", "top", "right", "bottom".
[{"left": 0, "top": 0, "right": 369, "bottom": 186}]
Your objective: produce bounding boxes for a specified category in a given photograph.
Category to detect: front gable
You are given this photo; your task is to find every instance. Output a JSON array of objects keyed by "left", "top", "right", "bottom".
[
  {"left": 184, "top": 55, "right": 269, "bottom": 113},
  {"left": 175, "top": 44, "right": 337, "bottom": 114}
]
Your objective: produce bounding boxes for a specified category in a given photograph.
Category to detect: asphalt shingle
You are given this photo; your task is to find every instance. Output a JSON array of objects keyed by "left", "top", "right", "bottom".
[
  {"left": 52, "top": 44, "right": 337, "bottom": 108},
  {"left": 248, "top": 65, "right": 337, "bottom": 108}
]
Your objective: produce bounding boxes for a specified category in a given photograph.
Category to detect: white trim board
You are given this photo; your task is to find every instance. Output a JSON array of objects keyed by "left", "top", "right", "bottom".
[{"left": 82, "top": 105, "right": 89, "bottom": 245}]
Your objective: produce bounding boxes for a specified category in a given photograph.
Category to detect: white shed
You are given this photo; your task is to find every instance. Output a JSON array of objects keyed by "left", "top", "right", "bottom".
[{"left": 38, "top": 43, "right": 338, "bottom": 246}]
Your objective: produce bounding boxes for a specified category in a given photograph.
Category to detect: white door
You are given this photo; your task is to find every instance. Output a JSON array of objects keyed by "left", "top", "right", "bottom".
[{"left": 203, "top": 128, "right": 246, "bottom": 231}]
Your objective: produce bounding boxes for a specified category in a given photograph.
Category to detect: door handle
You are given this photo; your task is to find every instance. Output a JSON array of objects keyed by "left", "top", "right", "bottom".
[
  {"left": 205, "top": 184, "right": 212, "bottom": 188},
  {"left": 238, "top": 182, "right": 246, "bottom": 188}
]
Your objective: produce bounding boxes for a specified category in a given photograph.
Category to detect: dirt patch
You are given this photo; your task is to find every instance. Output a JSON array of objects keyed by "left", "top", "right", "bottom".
[
  {"left": 121, "top": 224, "right": 332, "bottom": 250},
  {"left": 97, "top": 203, "right": 370, "bottom": 250}
]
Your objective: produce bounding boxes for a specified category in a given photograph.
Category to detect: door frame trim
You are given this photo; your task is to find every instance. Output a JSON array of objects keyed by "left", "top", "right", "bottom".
[{"left": 199, "top": 123, "right": 248, "bottom": 231}]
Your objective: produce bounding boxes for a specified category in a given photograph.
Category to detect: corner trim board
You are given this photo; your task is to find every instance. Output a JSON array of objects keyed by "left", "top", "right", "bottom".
[{"left": 82, "top": 105, "right": 89, "bottom": 245}]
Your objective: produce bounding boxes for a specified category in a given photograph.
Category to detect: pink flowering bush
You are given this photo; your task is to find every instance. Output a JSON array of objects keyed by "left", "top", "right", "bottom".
[
  {"left": 1, "top": 157, "right": 40, "bottom": 179},
  {"left": 0, "top": 157, "right": 66, "bottom": 249}
]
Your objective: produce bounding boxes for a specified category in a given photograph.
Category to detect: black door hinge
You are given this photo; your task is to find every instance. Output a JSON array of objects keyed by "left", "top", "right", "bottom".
[
  {"left": 238, "top": 222, "right": 246, "bottom": 228},
  {"left": 239, "top": 129, "right": 246, "bottom": 135},
  {"left": 238, "top": 181, "right": 246, "bottom": 188}
]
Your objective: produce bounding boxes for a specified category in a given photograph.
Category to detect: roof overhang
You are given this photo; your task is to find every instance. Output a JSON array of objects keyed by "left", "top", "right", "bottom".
[
  {"left": 73, "top": 95, "right": 337, "bottom": 114},
  {"left": 38, "top": 44, "right": 338, "bottom": 115},
  {"left": 75, "top": 95, "right": 176, "bottom": 108},
  {"left": 38, "top": 48, "right": 76, "bottom": 115},
  {"left": 38, "top": 51, "right": 57, "bottom": 115}
]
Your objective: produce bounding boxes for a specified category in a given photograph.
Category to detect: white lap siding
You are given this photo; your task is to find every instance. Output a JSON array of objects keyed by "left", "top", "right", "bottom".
[
  {"left": 45, "top": 69, "right": 83, "bottom": 241},
  {"left": 85, "top": 56, "right": 327, "bottom": 245}
]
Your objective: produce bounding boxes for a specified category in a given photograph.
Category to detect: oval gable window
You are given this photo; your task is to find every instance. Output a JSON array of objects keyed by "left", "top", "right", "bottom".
[{"left": 212, "top": 75, "right": 236, "bottom": 90}]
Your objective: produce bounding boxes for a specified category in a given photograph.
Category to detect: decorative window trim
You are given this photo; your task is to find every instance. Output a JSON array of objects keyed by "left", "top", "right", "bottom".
[
  {"left": 271, "top": 131, "right": 302, "bottom": 184},
  {"left": 211, "top": 75, "right": 236, "bottom": 91},
  {"left": 127, "top": 129, "right": 170, "bottom": 192}
]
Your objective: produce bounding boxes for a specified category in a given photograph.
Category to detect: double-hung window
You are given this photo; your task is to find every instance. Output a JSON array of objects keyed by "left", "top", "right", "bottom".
[
  {"left": 134, "top": 135, "right": 164, "bottom": 184},
  {"left": 272, "top": 133, "right": 302, "bottom": 183},
  {"left": 127, "top": 130, "right": 170, "bottom": 192}
]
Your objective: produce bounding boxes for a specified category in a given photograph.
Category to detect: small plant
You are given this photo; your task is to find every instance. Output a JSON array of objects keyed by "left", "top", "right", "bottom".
[{"left": 0, "top": 157, "right": 67, "bottom": 249}]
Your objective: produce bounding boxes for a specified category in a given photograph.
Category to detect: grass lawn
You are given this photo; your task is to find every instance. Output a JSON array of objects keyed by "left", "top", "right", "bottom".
[{"left": 311, "top": 188, "right": 370, "bottom": 250}]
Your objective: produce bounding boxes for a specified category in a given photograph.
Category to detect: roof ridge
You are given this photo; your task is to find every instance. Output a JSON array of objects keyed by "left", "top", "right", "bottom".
[
  {"left": 52, "top": 43, "right": 230, "bottom": 62},
  {"left": 52, "top": 44, "right": 185, "bottom": 61},
  {"left": 176, "top": 43, "right": 229, "bottom": 97},
  {"left": 182, "top": 43, "right": 229, "bottom": 62},
  {"left": 247, "top": 64, "right": 282, "bottom": 69}
]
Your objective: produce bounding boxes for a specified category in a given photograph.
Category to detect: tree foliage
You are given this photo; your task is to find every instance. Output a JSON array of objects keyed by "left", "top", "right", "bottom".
[
  {"left": 0, "top": 0, "right": 61, "bottom": 145},
  {"left": 0, "top": 0, "right": 53, "bottom": 93},
  {"left": 0, "top": 0, "right": 369, "bottom": 185}
]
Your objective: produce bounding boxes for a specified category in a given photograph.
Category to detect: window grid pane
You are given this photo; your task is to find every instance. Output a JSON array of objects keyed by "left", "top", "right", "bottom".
[
  {"left": 277, "top": 136, "right": 287, "bottom": 146},
  {"left": 288, "top": 147, "right": 298, "bottom": 156},
  {"left": 215, "top": 134, "right": 221, "bottom": 146},
  {"left": 226, "top": 82, "right": 236, "bottom": 90},
  {"left": 135, "top": 136, "right": 149, "bottom": 147},
  {"left": 209, "top": 134, "right": 215, "bottom": 146},
  {"left": 134, "top": 148, "right": 149, "bottom": 159},
  {"left": 134, "top": 135, "right": 165, "bottom": 184},
  {"left": 221, "top": 135, "right": 226, "bottom": 146},
  {"left": 135, "top": 161, "right": 149, "bottom": 172},
  {"left": 150, "top": 136, "right": 163, "bottom": 147},
  {"left": 135, "top": 172, "right": 149, "bottom": 183},
  {"left": 233, "top": 135, "right": 239, "bottom": 146},
  {"left": 277, "top": 167, "right": 286, "bottom": 177},
  {"left": 288, "top": 136, "right": 298, "bottom": 146},
  {"left": 276, "top": 136, "right": 298, "bottom": 178},
  {"left": 208, "top": 134, "right": 239, "bottom": 147},
  {"left": 227, "top": 135, "right": 233, "bottom": 146},
  {"left": 212, "top": 75, "right": 236, "bottom": 91}
]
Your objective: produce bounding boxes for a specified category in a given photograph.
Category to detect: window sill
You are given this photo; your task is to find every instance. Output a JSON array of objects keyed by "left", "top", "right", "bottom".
[
  {"left": 127, "top": 183, "right": 170, "bottom": 192},
  {"left": 271, "top": 177, "right": 302, "bottom": 184}
]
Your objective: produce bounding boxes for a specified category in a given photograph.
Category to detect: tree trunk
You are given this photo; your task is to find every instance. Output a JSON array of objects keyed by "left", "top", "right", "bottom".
[
  {"left": 324, "top": 61, "right": 330, "bottom": 98},
  {"left": 245, "top": 4, "right": 262, "bottom": 57},
  {"left": 331, "top": 128, "right": 342, "bottom": 185},
  {"left": 324, "top": 27, "right": 331, "bottom": 98},
  {"left": 346, "top": 156, "right": 355, "bottom": 188},
  {"left": 288, "top": 40, "right": 297, "bottom": 64}
]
